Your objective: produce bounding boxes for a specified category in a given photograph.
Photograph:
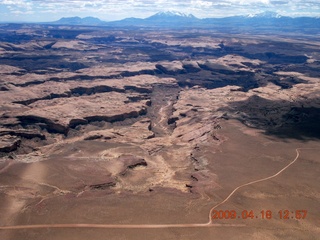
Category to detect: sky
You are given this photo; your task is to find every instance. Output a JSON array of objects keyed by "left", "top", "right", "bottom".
[{"left": 0, "top": 0, "right": 319, "bottom": 22}]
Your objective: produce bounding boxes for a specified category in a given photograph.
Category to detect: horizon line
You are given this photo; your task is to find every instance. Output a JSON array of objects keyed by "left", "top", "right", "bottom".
[{"left": 1, "top": 11, "right": 319, "bottom": 24}]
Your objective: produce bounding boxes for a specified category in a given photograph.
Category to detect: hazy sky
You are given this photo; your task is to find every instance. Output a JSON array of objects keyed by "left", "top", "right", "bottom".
[{"left": 0, "top": 0, "right": 319, "bottom": 22}]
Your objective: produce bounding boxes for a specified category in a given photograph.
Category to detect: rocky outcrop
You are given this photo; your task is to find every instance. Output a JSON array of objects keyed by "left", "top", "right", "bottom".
[
  {"left": 89, "top": 181, "right": 116, "bottom": 190},
  {"left": 0, "top": 135, "right": 21, "bottom": 152},
  {"left": 118, "top": 155, "right": 147, "bottom": 175},
  {"left": 13, "top": 92, "right": 70, "bottom": 105},
  {"left": 83, "top": 134, "right": 104, "bottom": 140},
  {"left": 82, "top": 118, "right": 154, "bottom": 142},
  {"left": 71, "top": 85, "right": 124, "bottom": 96},
  {"left": 167, "top": 117, "right": 179, "bottom": 125},
  {"left": 155, "top": 61, "right": 186, "bottom": 75},
  {"left": 0, "top": 85, "right": 9, "bottom": 91},
  {"left": 17, "top": 106, "right": 149, "bottom": 134},
  {"left": 17, "top": 115, "right": 68, "bottom": 134},
  {"left": 69, "top": 118, "right": 88, "bottom": 128},
  {"left": 124, "top": 85, "right": 152, "bottom": 93},
  {"left": 13, "top": 85, "right": 125, "bottom": 106},
  {"left": 0, "top": 128, "right": 45, "bottom": 140},
  {"left": 198, "top": 61, "right": 235, "bottom": 74},
  {"left": 84, "top": 108, "right": 147, "bottom": 123},
  {"left": 182, "top": 61, "right": 201, "bottom": 73}
]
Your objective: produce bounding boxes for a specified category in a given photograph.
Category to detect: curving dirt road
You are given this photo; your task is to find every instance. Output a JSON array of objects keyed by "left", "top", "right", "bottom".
[
  {"left": 0, "top": 148, "right": 315, "bottom": 230},
  {"left": 208, "top": 148, "right": 313, "bottom": 223}
]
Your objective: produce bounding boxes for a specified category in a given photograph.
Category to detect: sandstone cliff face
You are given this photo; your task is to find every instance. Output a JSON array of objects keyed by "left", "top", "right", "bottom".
[{"left": 0, "top": 135, "right": 21, "bottom": 153}]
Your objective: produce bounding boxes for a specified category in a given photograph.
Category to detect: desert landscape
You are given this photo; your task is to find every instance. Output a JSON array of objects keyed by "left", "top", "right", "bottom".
[{"left": 0, "top": 21, "right": 319, "bottom": 240}]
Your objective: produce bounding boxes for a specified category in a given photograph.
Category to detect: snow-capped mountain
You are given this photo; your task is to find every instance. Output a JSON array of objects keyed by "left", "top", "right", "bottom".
[
  {"left": 247, "top": 11, "right": 282, "bottom": 18},
  {"left": 142, "top": 11, "right": 199, "bottom": 26},
  {"left": 151, "top": 11, "right": 196, "bottom": 19}
]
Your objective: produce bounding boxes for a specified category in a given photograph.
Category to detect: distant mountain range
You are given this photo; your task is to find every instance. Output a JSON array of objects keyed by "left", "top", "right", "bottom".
[
  {"left": 50, "top": 11, "right": 320, "bottom": 31},
  {"left": 52, "top": 16, "right": 104, "bottom": 25}
]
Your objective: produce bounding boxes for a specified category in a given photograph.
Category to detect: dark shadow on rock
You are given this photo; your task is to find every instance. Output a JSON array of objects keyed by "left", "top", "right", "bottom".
[
  {"left": 267, "top": 107, "right": 320, "bottom": 140},
  {"left": 220, "top": 95, "right": 320, "bottom": 140}
]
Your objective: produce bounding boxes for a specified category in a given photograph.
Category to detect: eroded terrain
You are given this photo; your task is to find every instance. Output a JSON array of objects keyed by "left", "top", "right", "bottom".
[{"left": 0, "top": 24, "right": 319, "bottom": 240}]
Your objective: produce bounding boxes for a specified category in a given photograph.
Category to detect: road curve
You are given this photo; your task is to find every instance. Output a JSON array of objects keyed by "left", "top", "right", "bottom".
[
  {"left": 208, "top": 148, "right": 312, "bottom": 223},
  {"left": 0, "top": 148, "right": 315, "bottom": 231}
]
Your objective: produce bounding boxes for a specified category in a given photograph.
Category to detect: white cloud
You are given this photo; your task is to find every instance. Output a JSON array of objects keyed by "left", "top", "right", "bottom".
[
  {"left": 0, "top": 0, "right": 319, "bottom": 21},
  {"left": 191, "top": 0, "right": 213, "bottom": 7}
]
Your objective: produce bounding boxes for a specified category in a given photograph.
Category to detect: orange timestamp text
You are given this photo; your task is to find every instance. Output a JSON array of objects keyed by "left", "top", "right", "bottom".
[{"left": 211, "top": 210, "right": 307, "bottom": 220}]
